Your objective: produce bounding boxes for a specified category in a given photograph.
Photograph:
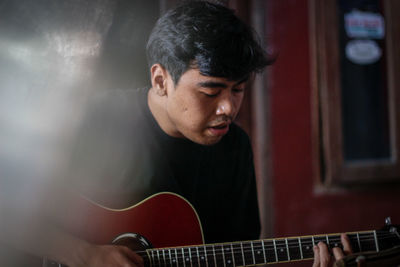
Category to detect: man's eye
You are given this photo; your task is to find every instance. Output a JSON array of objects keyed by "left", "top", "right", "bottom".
[
  {"left": 202, "top": 91, "right": 219, "bottom": 97},
  {"left": 233, "top": 88, "right": 245, "bottom": 93}
]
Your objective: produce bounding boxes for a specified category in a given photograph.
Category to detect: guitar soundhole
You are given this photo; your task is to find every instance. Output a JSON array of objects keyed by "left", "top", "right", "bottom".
[{"left": 112, "top": 232, "right": 153, "bottom": 251}]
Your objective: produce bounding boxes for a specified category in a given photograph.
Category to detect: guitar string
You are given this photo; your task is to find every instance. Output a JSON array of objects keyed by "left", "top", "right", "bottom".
[
  {"left": 135, "top": 233, "right": 395, "bottom": 253},
  {"left": 140, "top": 244, "right": 390, "bottom": 266},
  {"left": 145, "top": 238, "right": 383, "bottom": 258},
  {"left": 135, "top": 234, "right": 396, "bottom": 261},
  {"left": 137, "top": 234, "right": 395, "bottom": 255}
]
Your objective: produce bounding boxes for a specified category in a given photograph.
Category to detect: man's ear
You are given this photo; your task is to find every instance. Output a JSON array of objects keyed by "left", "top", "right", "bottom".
[{"left": 150, "top": 64, "right": 169, "bottom": 96}]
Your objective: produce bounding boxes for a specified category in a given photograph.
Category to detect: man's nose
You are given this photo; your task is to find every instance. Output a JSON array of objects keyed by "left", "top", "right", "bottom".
[{"left": 216, "top": 96, "right": 234, "bottom": 116}]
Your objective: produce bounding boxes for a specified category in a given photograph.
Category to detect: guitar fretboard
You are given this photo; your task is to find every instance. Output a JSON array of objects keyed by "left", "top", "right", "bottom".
[{"left": 139, "top": 230, "right": 399, "bottom": 266}]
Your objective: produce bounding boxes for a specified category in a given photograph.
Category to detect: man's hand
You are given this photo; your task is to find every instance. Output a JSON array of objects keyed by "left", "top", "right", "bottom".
[
  {"left": 312, "top": 234, "right": 352, "bottom": 267},
  {"left": 69, "top": 244, "right": 144, "bottom": 267}
]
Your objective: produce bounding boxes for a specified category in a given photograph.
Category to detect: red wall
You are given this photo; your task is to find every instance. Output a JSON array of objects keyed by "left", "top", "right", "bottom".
[{"left": 266, "top": 0, "right": 400, "bottom": 265}]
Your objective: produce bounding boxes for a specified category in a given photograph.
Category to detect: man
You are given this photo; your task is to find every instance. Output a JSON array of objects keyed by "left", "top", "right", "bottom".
[
  {"left": 69, "top": 0, "right": 266, "bottom": 241},
  {"left": 1, "top": 1, "right": 349, "bottom": 266}
]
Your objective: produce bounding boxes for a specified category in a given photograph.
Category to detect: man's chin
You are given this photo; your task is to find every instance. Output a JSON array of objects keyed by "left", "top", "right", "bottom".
[
  {"left": 181, "top": 130, "right": 225, "bottom": 146},
  {"left": 195, "top": 135, "right": 223, "bottom": 146}
]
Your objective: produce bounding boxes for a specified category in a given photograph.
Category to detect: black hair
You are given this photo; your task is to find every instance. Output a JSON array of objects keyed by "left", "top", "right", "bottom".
[{"left": 146, "top": 1, "right": 272, "bottom": 84}]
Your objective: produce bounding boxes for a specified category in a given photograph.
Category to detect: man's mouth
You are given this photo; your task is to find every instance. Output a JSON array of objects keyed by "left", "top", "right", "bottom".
[
  {"left": 211, "top": 124, "right": 228, "bottom": 129},
  {"left": 208, "top": 123, "right": 230, "bottom": 136}
]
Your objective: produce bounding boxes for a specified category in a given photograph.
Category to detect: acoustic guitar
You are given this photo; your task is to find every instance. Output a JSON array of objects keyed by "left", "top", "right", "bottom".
[{"left": 44, "top": 192, "right": 400, "bottom": 266}]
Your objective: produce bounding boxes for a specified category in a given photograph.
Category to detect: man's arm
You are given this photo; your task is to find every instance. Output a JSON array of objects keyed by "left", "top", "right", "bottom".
[{"left": 0, "top": 182, "right": 143, "bottom": 267}]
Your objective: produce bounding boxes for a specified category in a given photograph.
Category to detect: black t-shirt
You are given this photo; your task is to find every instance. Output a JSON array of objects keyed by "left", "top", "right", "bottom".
[{"left": 68, "top": 88, "right": 260, "bottom": 243}]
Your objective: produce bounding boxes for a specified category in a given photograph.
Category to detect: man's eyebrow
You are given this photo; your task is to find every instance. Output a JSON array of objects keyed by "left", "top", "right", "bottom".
[
  {"left": 197, "top": 78, "right": 248, "bottom": 88},
  {"left": 197, "top": 81, "right": 228, "bottom": 88}
]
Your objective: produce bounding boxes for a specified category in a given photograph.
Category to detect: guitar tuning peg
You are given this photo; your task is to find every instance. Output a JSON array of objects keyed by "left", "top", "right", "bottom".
[{"left": 385, "top": 217, "right": 392, "bottom": 226}]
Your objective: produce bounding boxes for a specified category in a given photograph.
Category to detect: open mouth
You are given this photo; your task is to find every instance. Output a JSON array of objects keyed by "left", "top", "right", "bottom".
[
  {"left": 208, "top": 124, "right": 230, "bottom": 136},
  {"left": 211, "top": 124, "right": 228, "bottom": 129}
]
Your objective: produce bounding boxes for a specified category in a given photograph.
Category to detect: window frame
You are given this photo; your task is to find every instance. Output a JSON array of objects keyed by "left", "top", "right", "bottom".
[{"left": 310, "top": 0, "right": 400, "bottom": 186}]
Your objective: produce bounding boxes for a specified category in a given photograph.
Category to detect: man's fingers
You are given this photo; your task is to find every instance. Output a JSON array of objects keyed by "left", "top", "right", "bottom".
[
  {"left": 311, "top": 233, "right": 353, "bottom": 266},
  {"left": 317, "top": 242, "right": 331, "bottom": 266},
  {"left": 313, "top": 245, "right": 320, "bottom": 267},
  {"left": 332, "top": 246, "right": 345, "bottom": 261},
  {"left": 121, "top": 246, "right": 144, "bottom": 267},
  {"left": 341, "top": 233, "right": 353, "bottom": 255},
  {"left": 332, "top": 234, "right": 353, "bottom": 261},
  {"left": 312, "top": 242, "right": 332, "bottom": 267}
]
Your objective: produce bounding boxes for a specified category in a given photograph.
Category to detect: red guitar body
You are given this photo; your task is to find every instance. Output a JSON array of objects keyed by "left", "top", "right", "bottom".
[{"left": 56, "top": 192, "right": 204, "bottom": 248}]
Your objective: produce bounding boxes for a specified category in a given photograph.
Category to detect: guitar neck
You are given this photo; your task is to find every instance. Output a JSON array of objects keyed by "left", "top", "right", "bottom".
[{"left": 142, "top": 230, "right": 399, "bottom": 266}]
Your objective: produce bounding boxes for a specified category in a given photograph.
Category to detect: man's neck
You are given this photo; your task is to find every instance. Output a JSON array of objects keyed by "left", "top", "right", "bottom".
[{"left": 147, "top": 88, "right": 182, "bottom": 139}]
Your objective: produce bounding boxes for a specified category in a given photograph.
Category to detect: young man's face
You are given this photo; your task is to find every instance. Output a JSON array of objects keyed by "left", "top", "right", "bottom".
[{"left": 164, "top": 68, "right": 246, "bottom": 145}]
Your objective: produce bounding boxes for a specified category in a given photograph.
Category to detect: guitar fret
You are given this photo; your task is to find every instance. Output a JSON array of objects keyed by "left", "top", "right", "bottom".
[
  {"left": 182, "top": 248, "right": 186, "bottom": 267},
  {"left": 162, "top": 249, "right": 166, "bottom": 266},
  {"left": 374, "top": 230, "right": 380, "bottom": 252},
  {"left": 230, "top": 244, "right": 235, "bottom": 266},
  {"left": 196, "top": 247, "right": 200, "bottom": 267},
  {"left": 149, "top": 250, "right": 154, "bottom": 267},
  {"left": 298, "top": 238, "right": 304, "bottom": 259},
  {"left": 222, "top": 245, "right": 226, "bottom": 267},
  {"left": 285, "top": 239, "right": 290, "bottom": 261},
  {"left": 357, "top": 233, "right": 361, "bottom": 251},
  {"left": 157, "top": 250, "right": 161, "bottom": 267},
  {"left": 153, "top": 249, "right": 157, "bottom": 267},
  {"left": 205, "top": 246, "right": 209, "bottom": 267},
  {"left": 250, "top": 241, "right": 256, "bottom": 264},
  {"left": 312, "top": 236, "right": 315, "bottom": 247},
  {"left": 273, "top": 239, "right": 278, "bottom": 262},
  {"left": 168, "top": 249, "right": 173, "bottom": 267},
  {"left": 212, "top": 245, "right": 217, "bottom": 267},
  {"left": 261, "top": 240, "right": 267, "bottom": 263},
  {"left": 240, "top": 242, "right": 245, "bottom": 265},
  {"left": 188, "top": 247, "right": 193, "bottom": 267}
]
